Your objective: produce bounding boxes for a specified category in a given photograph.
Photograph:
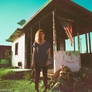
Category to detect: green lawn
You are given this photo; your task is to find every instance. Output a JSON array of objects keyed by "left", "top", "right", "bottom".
[
  {"left": 0, "top": 68, "right": 52, "bottom": 92},
  {"left": 0, "top": 80, "right": 52, "bottom": 92},
  {"left": 1, "top": 68, "right": 92, "bottom": 92},
  {"left": 0, "top": 68, "right": 12, "bottom": 80}
]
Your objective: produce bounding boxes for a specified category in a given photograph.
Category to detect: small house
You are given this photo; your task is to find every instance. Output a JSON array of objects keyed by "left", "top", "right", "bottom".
[{"left": 7, "top": 0, "right": 92, "bottom": 72}]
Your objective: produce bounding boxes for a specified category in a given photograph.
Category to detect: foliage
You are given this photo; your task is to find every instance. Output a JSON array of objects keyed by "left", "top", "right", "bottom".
[
  {"left": 4, "top": 49, "right": 11, "bottom": 59},
  {"left": 0, "top": 59, "right": 8, "bottom": 64}
]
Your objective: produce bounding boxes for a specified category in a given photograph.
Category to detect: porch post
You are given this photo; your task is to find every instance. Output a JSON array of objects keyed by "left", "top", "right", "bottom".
[
  {"left": 52, "top": 10, "right": 57, "bottom": 52},
  {"left": 88, "top": 32, "right": 91, "bottom": 53},
  {"left": 73, "top": 36, "right": 75, "bottom": 52},
  {"left": 85, "top": 33, "right": 88, "bottom": 53},
  {"left": 30, "top": 28, "right": 33, "bottom": 68},
  {"left": 24, "top": 31, "right": 28, "bottom": 68},
  {"left": 52, "top": 10, "right": 57, "bottom": 73},
  {"left": 77, "top": 33, "right": 80, "bottom": 53}
]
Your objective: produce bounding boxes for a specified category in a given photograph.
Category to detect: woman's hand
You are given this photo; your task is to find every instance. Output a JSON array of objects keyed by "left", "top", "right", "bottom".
[
  {"left": 46, "top": 60, "right": 50, "bottom": 66},
  {"left": 31, "top": 64, "right": 34, "bottom": 69}
]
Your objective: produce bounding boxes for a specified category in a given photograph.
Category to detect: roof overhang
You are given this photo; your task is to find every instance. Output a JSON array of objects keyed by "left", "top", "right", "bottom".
[
  {"left": 7, "top": 0, "right": 92, "bottom": 42},
  {"left": 22, "top": 0, "right": 92, "bottom": 30},
  {"left": 6, "top": 28, "right": 23, "bottom": 42}
]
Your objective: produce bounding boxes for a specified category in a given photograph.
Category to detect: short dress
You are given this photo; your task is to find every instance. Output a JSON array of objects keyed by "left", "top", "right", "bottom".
[{"left": 32, "top": 40, "right": 50, "bottom": 67}]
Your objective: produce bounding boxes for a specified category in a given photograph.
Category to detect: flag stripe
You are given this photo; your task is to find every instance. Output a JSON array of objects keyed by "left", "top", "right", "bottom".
[{"left": 64, "top": 23, "right": 73, "bottom": 46}]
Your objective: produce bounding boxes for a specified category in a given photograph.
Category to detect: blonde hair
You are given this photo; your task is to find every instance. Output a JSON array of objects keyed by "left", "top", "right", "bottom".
[{"left": 35, "top": 29, "right": 45, "bottom": 44}]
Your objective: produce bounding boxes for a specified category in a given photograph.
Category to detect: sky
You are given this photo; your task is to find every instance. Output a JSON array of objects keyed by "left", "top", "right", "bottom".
[
  {"left": 0, "top": 0, "right": 92, "bottom": 47},
  {"left": 0, "top": 0, "right": 48, "bottom": 46}
]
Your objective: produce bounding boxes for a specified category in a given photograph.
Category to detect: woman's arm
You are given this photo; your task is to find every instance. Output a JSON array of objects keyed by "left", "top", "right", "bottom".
[
  {"left": 46, "top": 48, "right": 51, "bottom": 66},
  {"left": 31, "top": 47, "right": 36, "bottom": 68},
  {"left": 48, "top": 48, "right": 51, "bottom": 59}
]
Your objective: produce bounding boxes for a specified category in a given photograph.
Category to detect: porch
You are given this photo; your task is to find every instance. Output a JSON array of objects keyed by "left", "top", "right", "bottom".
[{"left": 24, "top": 0, "right": 92, "bottom": 72}]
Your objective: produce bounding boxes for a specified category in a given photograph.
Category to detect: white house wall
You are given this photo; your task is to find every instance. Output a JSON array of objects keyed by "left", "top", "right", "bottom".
[{"left": 12, "top": 33, "right": 25, "bottom": 69}]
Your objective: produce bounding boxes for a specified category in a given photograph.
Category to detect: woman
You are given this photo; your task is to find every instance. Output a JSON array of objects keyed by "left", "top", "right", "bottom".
[{"left": 31, "top": 29, "right": 51, "bottom": 92}]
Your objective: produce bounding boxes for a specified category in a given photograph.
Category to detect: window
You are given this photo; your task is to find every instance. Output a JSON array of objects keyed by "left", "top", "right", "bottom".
[
  {"left": 65, "top": 39, "right": 74, "bottom": 51},
  {"left": 79, "top": 34, "right": 86, "bottom": 53},
  {"left": 65, "top": 33, "right": 92, "bottom": 53},
  {"left": 15, "top": 43, "right": 18, "bottom": 55}
]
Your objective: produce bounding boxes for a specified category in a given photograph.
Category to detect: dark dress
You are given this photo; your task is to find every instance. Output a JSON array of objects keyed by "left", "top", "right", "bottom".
[
  {"left": 32, "top": 40, "right": 50, "bottom": 67},
  {"left": 32, "top": 40, "right": 50, "bottom": 91}
]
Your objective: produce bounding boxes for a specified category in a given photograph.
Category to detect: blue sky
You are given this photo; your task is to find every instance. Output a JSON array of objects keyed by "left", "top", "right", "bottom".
[
  {"left": 0, "top": 0, "right": 48, "bottom": 46},
  {"left": 0, "top": 0, "right": 92, "bottom": 46}
]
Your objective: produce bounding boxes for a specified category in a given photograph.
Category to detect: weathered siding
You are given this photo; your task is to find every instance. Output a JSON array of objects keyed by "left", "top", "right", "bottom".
[{"left": 12, "top": 34, "right": 25, "bottom": 68}]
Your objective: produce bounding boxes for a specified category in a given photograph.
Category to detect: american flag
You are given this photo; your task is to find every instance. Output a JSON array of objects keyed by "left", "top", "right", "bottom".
[{"left": 63, "top": 23, "right": 73, "bottom": 47}]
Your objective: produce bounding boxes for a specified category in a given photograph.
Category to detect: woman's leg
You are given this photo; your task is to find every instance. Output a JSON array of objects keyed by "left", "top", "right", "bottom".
[
  {"left": 42, "top": 66, "right": 48, "bottom": 90},
  {"left": 35, "top": 66, "right": 41, "bottom": 91}
]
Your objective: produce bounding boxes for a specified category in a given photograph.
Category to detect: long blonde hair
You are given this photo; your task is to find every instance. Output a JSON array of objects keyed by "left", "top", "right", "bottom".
[{"left": 35, "top": 29, "right": 45, "bottom": 44}]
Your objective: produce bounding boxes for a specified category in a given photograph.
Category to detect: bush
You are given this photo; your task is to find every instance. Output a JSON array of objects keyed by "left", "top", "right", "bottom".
[{"left": 0, "top": 59, "right": 8, "bottom": 64}]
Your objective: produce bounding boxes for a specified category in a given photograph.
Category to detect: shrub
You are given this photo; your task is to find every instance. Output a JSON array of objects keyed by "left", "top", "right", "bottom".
[{"left": 0, "top": 59, "right": 8, "bottom": 64}]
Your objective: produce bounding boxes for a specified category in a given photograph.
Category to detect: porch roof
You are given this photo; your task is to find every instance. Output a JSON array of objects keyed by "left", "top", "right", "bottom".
[
  {"left": 22, "top": 0, "right": 92, "bottom": 30},
  {"left": 7, "top": 0, "right": 92, "bottom": 42}
]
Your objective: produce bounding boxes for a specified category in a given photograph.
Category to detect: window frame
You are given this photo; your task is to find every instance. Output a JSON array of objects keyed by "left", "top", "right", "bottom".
[{"left": 15, "top": 43, "right": 18, "bottom": 55}]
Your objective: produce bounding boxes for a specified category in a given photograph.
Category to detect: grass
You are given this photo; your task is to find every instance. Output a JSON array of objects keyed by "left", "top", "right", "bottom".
[
  {"left": 0, "top": 80, "right": 52, "bottom": 92},
  {"left": 0, "top": 68, "right": 12, "bottom": 80},
  {"left": 1, "top": 68, "right": 92, "bottom": 92},
  {"left": 0, "top": 68, "right": 52, "bottom": 92}
]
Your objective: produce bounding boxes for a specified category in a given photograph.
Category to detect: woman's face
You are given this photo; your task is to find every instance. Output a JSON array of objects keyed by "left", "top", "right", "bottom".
[{"left": 41, "top": 32, "right": 45, "bottom": 40}]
